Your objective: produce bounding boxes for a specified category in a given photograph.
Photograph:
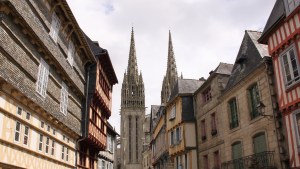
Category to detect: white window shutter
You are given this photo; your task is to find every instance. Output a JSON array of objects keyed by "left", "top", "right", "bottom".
[{"left": 36, "top": 58, "right": 49, "bottom": 97}]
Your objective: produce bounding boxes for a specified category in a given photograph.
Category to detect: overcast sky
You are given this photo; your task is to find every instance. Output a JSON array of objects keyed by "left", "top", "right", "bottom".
[{"left": 67, "top": 0, "right": 275, "bottom": 134}]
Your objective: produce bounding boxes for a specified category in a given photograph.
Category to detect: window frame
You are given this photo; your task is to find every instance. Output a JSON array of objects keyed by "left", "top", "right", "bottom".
[
  {"left": 23, "top": 125, "right": 29, "bottom": 146},
  {"left": 280, "top": 44, "right": 300, "bottom": 88},
  {"left": 51, "top": 140, "right": 55, "bottom": 156},
  {"left": 26, "top": 112, "right": 31, "bottom": 120},
  {"left": 60, "top": 82, "right": 68, "bottom": 116},
  {"left": 36, "top": 58, "right": 49, "bottom": 98},
  {"left": 14, "top": 121, "right": 21, "bottom": 143},
  {"left": 248, "top": 83, "right": 261, "bottom": 119},
  {"left": 67, "top": 41, "right": 75, "bottom": 66},
  {"left": 169, "top": 104, "right": 176, "bottom": 120},
  {"left": 293, "top": 110, "right": 300, "bottom": 153},
  {"left": 202, "top": 87, "right": 212, "bottom": 103},
  {"left": 16, "top": 107, "right": 22, "bottom": 116},
  {"left": 229, "top": 98, "right": 239, "bottom": 129},
  {"left": 49, "top": 12, "right": 61, "bottom": 43},
  {"left": 38, "top": 134, "right": 44, "bottom": 152},
  {"left": 284, "top": 0, "right": 300, "bottom": 15},
  {"left": 201, "top": 119, "right": 207, "bottom": 140}
]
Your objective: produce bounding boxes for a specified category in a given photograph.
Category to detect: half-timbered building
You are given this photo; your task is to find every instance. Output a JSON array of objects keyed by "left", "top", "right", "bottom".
[{"left": 259, "top": 0, "right": 300, "bottom": 168}]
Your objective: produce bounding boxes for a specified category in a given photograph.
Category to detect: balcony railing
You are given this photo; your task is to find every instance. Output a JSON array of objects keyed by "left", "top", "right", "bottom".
[{"left": 221, "top": 151, "right": 276, "bottom": 169}]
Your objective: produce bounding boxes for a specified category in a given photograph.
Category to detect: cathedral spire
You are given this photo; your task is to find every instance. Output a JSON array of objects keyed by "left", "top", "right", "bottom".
[
  {"left": 161, "top": 30, "right": 178, "bottom": 104},
  {"left": 127, "top": 27, "right": 139, "bottom": 82}
]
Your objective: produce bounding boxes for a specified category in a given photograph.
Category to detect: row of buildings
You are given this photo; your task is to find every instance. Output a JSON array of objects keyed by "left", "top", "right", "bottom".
[
  {"left": 0, "top": 0, "right": 119, "bottom": 169},
  {"left": 134, "top": 0, "right": 300, "bottom": 169}
]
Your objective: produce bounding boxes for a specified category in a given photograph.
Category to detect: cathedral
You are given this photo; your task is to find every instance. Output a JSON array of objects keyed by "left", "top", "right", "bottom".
[{"left": 120, "top": 28, "right": 145, "bottom": 169}]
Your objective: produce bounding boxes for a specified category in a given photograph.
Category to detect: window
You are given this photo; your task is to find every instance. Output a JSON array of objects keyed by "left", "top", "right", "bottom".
[
  {"left": 26, "top": 112, "right": 31, "bottom": 120},
  {"left": 170, "top": 104, "right": 176, "bottom": 120},
  {"left": 176, "top": 127, "right": 181, "bottom": 144},
  {"left": 61, "top": 145, "right": 65, "bottom": 160},
  {"left": 281, "top": 45, "right": 300, "bottom": 86},
  {"left": 201, "top": 119, "right": 206, "bottom": 140},
  {"left": 211, "top": 113, "right": 217, "bottom": 136},
  {"left": 36, "top": 58, "right": 49, "bottom": 97},
  {"left": 60, "top": 82, "right": 68, "bottom": 116},
  {"left": 170, "top": 131, "right": 174, "bottom": 145},
  {"left": 248, "top": 84, "right": 260, "bottom": 119},
  {"left": 47, "top": 125, "right": 51, "bottom": 132},
  {"left": 66, "top": 148, "right": 69, "bottom": 161},
  {"left": 14, "top": 121, "right": 21, "bottom": 142},
  {"left": 67, "top": 41, "right": 75, "bottom": 66},
  {"left": 45, "top": 137, "right": 50, "bottom": 154},
  {"left": 16, "top": 107, "right": 22, "bottom": 116},
  {"left": 41, "top": 121, "right": 44, "bottom": 128},
  {"left": 203, "top": 87, "right": 212, "bottom": 103},
  {"left": 253, "top": 133, "right": 267, "bottom": 154},
  {"left": 101, "top": 160, "right": 105, "bottom": 169},
  {"left": 63, "top": 135, "right": 66, "bottom": 141},
  {"left": 49, "top": 12, "right": 61, "bottom": 42},
  {"left": 229, "top": 98, "right": 239, "bottom": 129},
  {"left": 284, "top": 0, "right": 300, "bottom": 15},
  {"left": 53, "top": 128, "right": 56, "bottom": 135},
  {"left": 39, "top": 134, "right": 43, "bottom": 151},
  {"left": 232, "top": 141, "right": 243, "bottom": 168},
  {"left": 51, "top": 140, "right": 55, "bottom": 156},
  {"left": 23, "top": 126, "right": 29, "bottom": 146},
  {"left": 214, "top": 151, "right": 220, "bottom": 169},
  {"left": 203, "top": 155, "right": 209, "bottom": 169}
]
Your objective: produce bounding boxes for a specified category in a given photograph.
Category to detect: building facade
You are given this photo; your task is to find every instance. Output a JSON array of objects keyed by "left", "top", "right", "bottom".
[
  {"left": 194, "top": 62, "right": 233, "bottom": 169},
  {"left": 166, "top": 79, "right": 204, "bottom": 169},
  {"left": 220, "top": 30, "right": 287, "bottom": 169},
  {"left": 142, "top": 114, "right": 152, "bottom": 169},
  {"left": 79, "top": 36, "right": 118, "bottom": 169},
  {"left": 0, "top": 0, "right": 95, "bottom": 168},
  {"left": 98, "top": 123, "right": 119, "bottom": 169},
  {"left": 120, "top": 28, "right": 145, "bottom": 169},
  {"left": 259, "top": 0, "right": 300, "bottom": 168}
]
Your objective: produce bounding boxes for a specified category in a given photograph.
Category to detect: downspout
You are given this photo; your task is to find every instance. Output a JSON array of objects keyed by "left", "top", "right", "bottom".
[
  {"left": 75, "top": 63, "right": 92, "bottom": 169},
  {"left": 193, "top": 94, "right": 200, "bottom": 169}
]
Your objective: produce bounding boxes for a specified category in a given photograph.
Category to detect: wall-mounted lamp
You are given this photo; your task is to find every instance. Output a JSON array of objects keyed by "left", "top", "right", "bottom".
[{"left": 257, "top": 101, "right": 273, "bottom": 119}]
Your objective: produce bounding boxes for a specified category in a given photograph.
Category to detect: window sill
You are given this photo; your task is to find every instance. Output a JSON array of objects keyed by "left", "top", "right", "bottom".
[{"left": 285, "top": 80, "right": 300, "bottom": 93}]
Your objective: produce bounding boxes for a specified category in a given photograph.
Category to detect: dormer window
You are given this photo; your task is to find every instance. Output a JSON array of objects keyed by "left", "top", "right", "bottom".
[
  {"left": 284, "top": 0, "right": 300, "bottom": 15},
  {"left": 67, "top": 41, "right": 75, "bottom": 66},
  {"left": 49, "top": 13, "right": 61, "bottom": 43},
  {"left": 202, "top": 87, "right": 212, "bottom": 103}
]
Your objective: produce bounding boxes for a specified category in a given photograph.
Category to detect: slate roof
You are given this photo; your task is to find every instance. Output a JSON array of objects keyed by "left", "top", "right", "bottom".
[
  {"left": 169, "top": 79, "right": 205, "bottom": 102},
  {"left": 224, "top": 30, "right": 270, "bottom": 92},
  {"left": 260, "top": 0, "right": 285, "bottom": 43},
  {"left": 214, "top": 62, "right": 233, "bottom": 75},
  {"left": 107, "top": 122, "right": 119, "bottom": 136}
]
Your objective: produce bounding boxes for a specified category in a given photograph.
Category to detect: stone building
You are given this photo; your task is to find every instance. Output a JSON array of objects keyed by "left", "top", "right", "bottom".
[
  {"left": 120, "top": 28, "right": 145, "bottom": 169},
  {"left": 0, "top": 0, "right": 95, "bottom": 168},
  {"left": 166, "top": 79, "right": 204, "bottom": 169},
  {"left": 142, "top": 114, "right": 152, "bottom": 169},
  {"left": 259, "top": 0, "right": 300, "bottom": 168},
  {"left": 79, "top": 35, "right": 118, "bottom": 169},
  {"left": 194, "top": 62, "right": 233, "bottom": 169},
  {"left": 219, "top": 30, "right": 286, "bottom": 169},
  {"left": 98, "top": 122, "right": 119, "bottom": 169}
]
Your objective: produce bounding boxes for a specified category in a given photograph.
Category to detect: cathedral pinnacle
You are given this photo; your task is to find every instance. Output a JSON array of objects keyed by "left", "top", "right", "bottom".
[{"left": 127, "top": 27, "right": 139, "bottom": 82}]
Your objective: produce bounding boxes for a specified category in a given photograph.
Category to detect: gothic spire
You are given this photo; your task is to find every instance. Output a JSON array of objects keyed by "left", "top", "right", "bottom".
[
  {"left": 161, "top": 30, "right": 178, "bottom": 104},
  {"left": 127, "top": 27, "right": 139, "bottom": 82}
]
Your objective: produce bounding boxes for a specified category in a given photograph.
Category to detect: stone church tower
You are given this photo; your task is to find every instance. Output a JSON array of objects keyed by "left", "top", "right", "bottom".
[
  {"left": 120, "top": 28, "right": 145, "bottom": 169},
  {"left": 161, "top": 30, "right": 179, "bottom": 105}
]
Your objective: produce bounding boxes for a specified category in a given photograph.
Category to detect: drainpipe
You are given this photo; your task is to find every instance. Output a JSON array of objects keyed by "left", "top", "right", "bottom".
[{"left": 75, "top": 63, "right": 93, "bottom": 169}]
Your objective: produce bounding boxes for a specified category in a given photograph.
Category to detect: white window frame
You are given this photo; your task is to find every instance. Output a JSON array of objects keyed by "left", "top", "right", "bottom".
[
  {"left": 60, "top": 82, "right": 68, "bottom": 116},
  {"left": 51, "top": 140, "right": 55, "bottom": 156},
  {"left": 49, "top": 12, "right": 61, "bottom": 43},
  {"left": 36, "top": 58, "right": 49, "bottom": 97},
  {"left": 14, "top": 121, "right": 21, "bottom": 143},
  {"left": 170, "top": 104, "right": 176, "bottom": 120},
  {"left": 61, "top": 145, "right": 65, "bottom": 160},
  {"left": 45, "top": 137, "right": 50, "bottom": 154},
  {"left": 284, "top": 0, "right": 300, "bottom": 15},
  {"left": 66, "top": 148, "right": 69, "bottom": 161},
  {"left": 280, "top": 44, "right": 300, "bottom": 87},
  {"left": 26, "top": 112, "right": 31, "bottom": 120},
  {"left": 67, "top": 41, "right": 75, "bottom": 66},
  {"left": 16, "top": 107, "right": 22, "bottom": 116},
  {"left": 38, "top": 134, "right": 44, "bottom": 152},
  {"left": 23, "top": 125, "right": 29, "bottom": 146}
]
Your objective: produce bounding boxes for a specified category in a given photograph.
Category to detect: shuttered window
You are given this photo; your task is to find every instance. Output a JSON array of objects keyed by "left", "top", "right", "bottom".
[
  {"left": 49, "top": 12, "right": 61, "bottom": 43},
  {"left": 232, "top": 141, "right": 242, "bottom": 160},
  {"left": 253, "top": 133, "right": 267, "bottom": 154},
  {"left": 60, "top": 82, "right": 68, "bottom": 116},
  {"left": 36, "top": 58, "right": 49, "bottom": 97}
]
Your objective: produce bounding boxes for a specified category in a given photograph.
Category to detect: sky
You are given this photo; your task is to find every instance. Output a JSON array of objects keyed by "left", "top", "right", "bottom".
[{"left": 67, "top": 0, "right": 276, "bottom": 134}]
